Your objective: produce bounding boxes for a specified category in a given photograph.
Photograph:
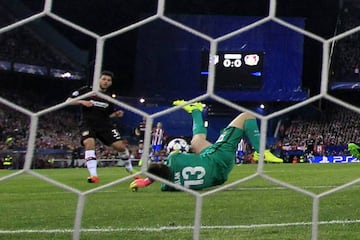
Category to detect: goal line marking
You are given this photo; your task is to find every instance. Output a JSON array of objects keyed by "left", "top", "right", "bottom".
[{"left": 1, "top": 219, "right": 360, "bottom": 234}]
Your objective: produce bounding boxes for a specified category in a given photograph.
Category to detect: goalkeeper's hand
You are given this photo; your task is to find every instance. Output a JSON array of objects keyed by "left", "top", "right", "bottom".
[{"left": 130, "top": 177, "right": 152, "bottom": 189}]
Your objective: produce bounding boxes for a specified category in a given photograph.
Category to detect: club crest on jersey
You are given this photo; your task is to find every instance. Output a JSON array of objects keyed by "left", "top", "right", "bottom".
[
  {"left": 71, "top": 90, "right": 80, "bottom": 97},
  {"left": 82, "top": 131, "right": 90, "bottom": 136}
]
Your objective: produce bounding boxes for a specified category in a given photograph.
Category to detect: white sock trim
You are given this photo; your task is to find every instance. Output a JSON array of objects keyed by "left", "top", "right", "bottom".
[{"left": 86, "top": 160, "right": 97, "bottom": 176}]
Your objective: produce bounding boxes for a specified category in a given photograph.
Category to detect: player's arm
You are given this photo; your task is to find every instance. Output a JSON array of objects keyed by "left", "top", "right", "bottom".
[
  {"left": 66, "top": 87, "right": 93, "bottom": 107},
  {"left": 129, "top": 177, "right": 153, "bottom": 189},
  {"left": 66, "top": 97, "right": 93, "bottom": 107},
  {"left": 109, "top": 110, "right": 124, "bottom": 118},
  {"left": 130, "top": 163, "right": 171, "bottom": 190},
  {"left": 134, "top": 127, "right": 140, "bottom": 136}
]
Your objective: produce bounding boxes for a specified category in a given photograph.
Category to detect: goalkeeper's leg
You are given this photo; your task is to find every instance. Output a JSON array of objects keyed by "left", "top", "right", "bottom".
[{"left": 173, "top": 100, "right": 211, "bottom": 154}]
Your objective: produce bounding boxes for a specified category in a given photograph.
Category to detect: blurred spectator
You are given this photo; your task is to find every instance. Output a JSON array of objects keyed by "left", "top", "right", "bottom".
[
  {"left": 150, "top": 121, "right": 167, "bottom": 163},
  {"left": 133, "top": 116, "right": 146, "bottom": 143},
  {"left": 331, "top": 4, "right": 360, "bottom": 81},
  {"left": 0, "top": 28, "right": 76, "bottom": 71}
]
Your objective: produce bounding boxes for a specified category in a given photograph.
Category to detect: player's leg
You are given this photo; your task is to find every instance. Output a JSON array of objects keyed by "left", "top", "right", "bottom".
[
  {"left": 173, "top": 100, "right": 211, "bottom": 154},
  {"left": 228, "top": 112, "right": 260, "bottom": 152},
  {"left": 151, "top": 144, "right": 157, "bottom": 162},
  {"left": 230, "top": 112, "right": 283, "bottom": 163},
  {"left": 111, "top": 138, "right": 129, "bottom": 157},
  {"left": 151, "top": 144, "right": 162, "bottom": 162},
  {"left": 82, "top": 134, "right": 99, "bottom": 183},
  {"left": 96, "top": 126, "right": 134, "bottom": 174},
  {"left": 111, "top": 139, "right": 136, "bottom": 174},
  {"left": 191, "top": 132, "right": 212, "bottom": 154}
]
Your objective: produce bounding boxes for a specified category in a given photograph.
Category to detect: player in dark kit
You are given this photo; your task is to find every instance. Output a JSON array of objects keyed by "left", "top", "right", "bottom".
[
  {"left": 130, "top": 100, "right": 263, "bottom": 191},
  {"left": 67, "top": 70, "right": 134, "bottom": 183}
]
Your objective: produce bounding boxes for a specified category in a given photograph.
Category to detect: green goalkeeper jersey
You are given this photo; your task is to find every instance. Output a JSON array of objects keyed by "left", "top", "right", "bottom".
[{"left": 161, "top": 126, "right": 243, "bottom": 191}]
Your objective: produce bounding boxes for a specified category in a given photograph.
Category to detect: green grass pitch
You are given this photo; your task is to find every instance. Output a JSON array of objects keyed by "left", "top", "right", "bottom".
[{"left": 1, "top": 163, "right": 360, "bottom": 240}]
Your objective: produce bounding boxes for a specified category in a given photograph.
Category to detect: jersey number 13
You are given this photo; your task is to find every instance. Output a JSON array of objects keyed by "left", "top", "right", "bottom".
[{"left": 182, "top": 166, "right": 206, "bottom": 188}]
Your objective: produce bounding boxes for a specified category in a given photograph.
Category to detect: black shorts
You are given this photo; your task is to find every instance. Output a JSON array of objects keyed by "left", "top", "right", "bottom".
[{"left": 80, "top": 124, "right": 123, "bottom": 146}]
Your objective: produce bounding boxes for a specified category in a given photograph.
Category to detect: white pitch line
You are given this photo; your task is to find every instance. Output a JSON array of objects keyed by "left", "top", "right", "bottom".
[
  {"left": 1, "top": 219, "right": 360, "bottom": 234},
  {"left": 228, "top": 185, "right": 341, "bottom": 191},
  {"left": 3, "top": 185, "right": 342, "bottom": 196},
  {"left": 2, "top": 190, "right": 119, "bottom": 196},
  {"left": 0, "top": 186, "right": 339, "bottom": 198}
]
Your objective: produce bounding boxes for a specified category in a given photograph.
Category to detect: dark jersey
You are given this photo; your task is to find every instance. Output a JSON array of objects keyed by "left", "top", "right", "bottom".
[
  {"left": 135, "top": 121, "right": 146, "bottom": 140},
  {"left": 305, "top": 138, "right": 315, "bottom": 153},
  {"left": 70, "top": 86, "right": 115, "bottom": 128}
]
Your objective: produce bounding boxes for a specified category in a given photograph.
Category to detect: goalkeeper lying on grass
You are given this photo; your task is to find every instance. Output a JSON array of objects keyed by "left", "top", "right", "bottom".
[{"left": 130, "top": 100, "right": 282, "bottom": 192}]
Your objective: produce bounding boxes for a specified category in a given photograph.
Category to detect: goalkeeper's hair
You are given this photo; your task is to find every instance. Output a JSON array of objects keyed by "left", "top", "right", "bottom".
[{"left": 148, "top": 163, "right": 171, "bottom": 180}]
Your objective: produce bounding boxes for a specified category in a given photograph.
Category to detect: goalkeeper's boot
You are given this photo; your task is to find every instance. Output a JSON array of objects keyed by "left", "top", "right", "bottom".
[
  {"left": 253, "top": 150, "right": 283, "bottom": 163},
  {"left": 264, "top": 150, "right": 283, "bottom": 163},
  {"left": 253, "top": 151, "right": 260, "bottom": 161},
  {"left": 173, "top": 100, "right": 204, "bottom": 113},
  {"left": 348, "top": 143, "right": 360, "bottom": 159},
  {"left": 87, "top": 176, "right": 99, "bottom": 183}
]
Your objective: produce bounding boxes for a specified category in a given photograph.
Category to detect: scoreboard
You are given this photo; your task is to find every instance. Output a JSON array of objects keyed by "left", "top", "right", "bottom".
[{"left": 201, "top": 51, "right": 264, "bottom": 90}]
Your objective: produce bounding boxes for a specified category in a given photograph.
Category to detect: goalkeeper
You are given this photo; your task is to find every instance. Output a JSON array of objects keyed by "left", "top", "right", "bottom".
[
  {"left": 130, "top": 99, "right": 278, "bottom": 191},
  {"left": 348, "top": 143, "right": 360, "bottom": 160}
]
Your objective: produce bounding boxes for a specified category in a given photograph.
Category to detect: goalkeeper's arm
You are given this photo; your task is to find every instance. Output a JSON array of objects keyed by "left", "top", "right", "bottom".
[
  {"left": 130, "top": 163, "right": 171, "bottom": 190},
  {"left": 130, "top": 177, "right": 153, "bottom": 189}
]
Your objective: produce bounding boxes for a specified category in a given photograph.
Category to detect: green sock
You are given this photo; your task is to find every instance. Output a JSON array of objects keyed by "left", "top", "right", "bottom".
[
  {"left": 244, "top": 118, "right": 260, "bottom": 152},
  {"left": 192, "top": 110, "right": 207, "bottom": 135}
]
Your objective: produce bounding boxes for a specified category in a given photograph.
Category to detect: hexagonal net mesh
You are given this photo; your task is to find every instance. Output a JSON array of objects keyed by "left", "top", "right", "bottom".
[{"left": 0, "top": 0, "right": 359, "bottom": 240}]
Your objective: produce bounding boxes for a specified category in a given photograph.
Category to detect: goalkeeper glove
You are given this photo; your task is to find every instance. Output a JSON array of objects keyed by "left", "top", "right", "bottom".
[{"left": 130, "top": 177, "right": 152, "bottom": 189}]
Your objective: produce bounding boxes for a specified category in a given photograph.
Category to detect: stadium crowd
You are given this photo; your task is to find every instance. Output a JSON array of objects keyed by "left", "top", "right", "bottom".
[
  {"left": 0, "top": 88, "right": 358, "bottom": 168},
  {"left": 331, "top": 5, "right": 360, "bottom": 81},
  {"left": 0, "top": 28, "right": 73, "bottom": 71},
  {"left": 0, "top": 5, "right": 76, "bottom": 72},
  {"left": 278, "top": 106, "right": 359, "bottom": 157},
  {"left": 1, "top": 2, "right": 359, "bottom": 168}
]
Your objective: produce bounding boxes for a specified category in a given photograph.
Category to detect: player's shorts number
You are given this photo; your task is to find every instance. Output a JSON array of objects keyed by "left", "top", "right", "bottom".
[{"left": 111, "top": 129, "right": 121, "bottom": 140}]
